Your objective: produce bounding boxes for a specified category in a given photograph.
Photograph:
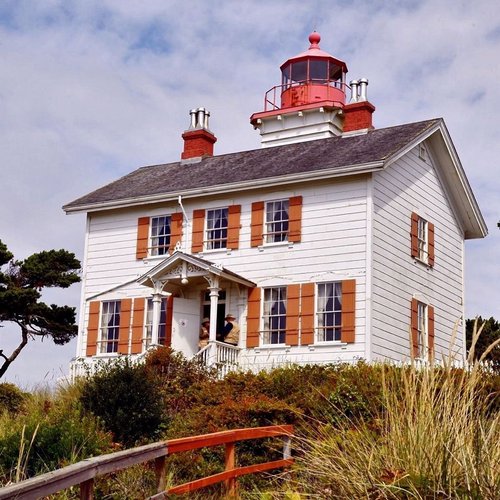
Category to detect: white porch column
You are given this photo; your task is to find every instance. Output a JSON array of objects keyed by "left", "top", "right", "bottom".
[
  {"left": 204, "top": 274, "right": 220, "bottom": 364},
  {"left": 205, "top": 274, "right": 220, "bottom": 342},
  {"left": 151, "top": 278, "right": 167, "bottom": 346}
]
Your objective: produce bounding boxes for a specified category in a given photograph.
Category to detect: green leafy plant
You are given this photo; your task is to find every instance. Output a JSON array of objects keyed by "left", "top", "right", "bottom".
[{"left": 80, "top": 358, "right": 165, "bottom": 447}]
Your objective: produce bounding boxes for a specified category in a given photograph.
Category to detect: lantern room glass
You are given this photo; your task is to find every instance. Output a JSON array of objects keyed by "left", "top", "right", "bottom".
[{"left": 281, "top": 59, "right": 344, "bottom": 87}]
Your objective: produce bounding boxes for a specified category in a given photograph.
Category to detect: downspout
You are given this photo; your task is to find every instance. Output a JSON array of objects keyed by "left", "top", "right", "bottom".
[{"left": 178, "top": 195, "right": 190, "bottom": 253}]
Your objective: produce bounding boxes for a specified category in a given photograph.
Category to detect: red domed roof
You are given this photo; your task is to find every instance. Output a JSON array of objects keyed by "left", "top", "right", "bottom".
[{"left": 280, "top": 31, "right": 348, "bottom": 72}]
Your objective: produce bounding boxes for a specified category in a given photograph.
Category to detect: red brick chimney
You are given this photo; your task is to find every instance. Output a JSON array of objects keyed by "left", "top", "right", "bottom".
[
  {"left": 181, "top": 108, "right": 217, "bottom": 160},
  {"left": 342, "top": 78, "right": 375, "bottom": 133}
]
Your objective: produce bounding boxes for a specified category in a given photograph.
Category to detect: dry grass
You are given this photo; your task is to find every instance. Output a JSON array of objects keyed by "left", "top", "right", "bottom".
[{"left": 291, "top": 321, "right": 500, "bottom": 499}]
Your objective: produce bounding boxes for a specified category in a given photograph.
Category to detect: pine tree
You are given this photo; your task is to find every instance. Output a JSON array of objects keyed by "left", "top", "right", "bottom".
[{"left": 0, "top": 239, "right": 81, "bottom": 378}]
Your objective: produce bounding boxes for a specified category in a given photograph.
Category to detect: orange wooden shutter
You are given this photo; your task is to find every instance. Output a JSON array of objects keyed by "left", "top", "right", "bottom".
[
  {"left": 251, "top": 201, "right": 264, "bottom": 247},
  {"left": 86, "top": 301, "right": 100, "bottom": 356},
  {"left": 118, "top": 299, "right": 132, "bottom": 354},
  {"left": 428, "top": 222, "right": 435, "bottom": 267},
  {"left": 428, "top": 305, "right": 435, "bottom": 361},
  {"left": 288, "top": 195, "right": 303, "bottom": 243},
  {"left": 227, "top": 205, "right": 241, "bottom": 250},
  {"left": 410, "top": 298, "right": 419, "bottom": 358},
  {"left": 131, "top": 298, "right": 145, "bottom": 354},
  {"left": 165, "top": 296, "right": 174, "bottom": 346},
  {"left": 286, "top": 284, "right": 300, "bottom": 346},
  {"left": 192, "top": 209, "right": 205, "bottom": 253},
  {"left": 341, "top": 279, "right": 356, "bottom": 343},
  {"left": 301, "top": 283, "right": 315, "bottom": 345},
  {"left": 411, "top": 212, "right": 419, "bottom": 258},
  {"left": 246, "top": 287, "right": 261, "bottom": 347},
  {"left": 136, "top": 217, "right": 150, "bottom": 259},
  {"left": 169, "top": 213, "right": 183, "bottom": 253}
]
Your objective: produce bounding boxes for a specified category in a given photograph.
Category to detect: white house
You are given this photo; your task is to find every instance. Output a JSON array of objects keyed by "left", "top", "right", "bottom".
[{"left": 64, "top": 33, "right": 487, "bottom": 376}]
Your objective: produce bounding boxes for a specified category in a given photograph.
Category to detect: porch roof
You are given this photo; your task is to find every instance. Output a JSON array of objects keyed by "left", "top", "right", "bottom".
[{"left": 137, "top": 251, "right": 256, "bottom": 292}]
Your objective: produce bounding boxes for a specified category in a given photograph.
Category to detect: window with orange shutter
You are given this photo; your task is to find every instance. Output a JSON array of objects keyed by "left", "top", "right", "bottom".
[
  {"left": 411, "top": 212, "right": 435, "bottom": 267},
  {"left": 252, "top": 196, "right": 302, "bottom": 247}
]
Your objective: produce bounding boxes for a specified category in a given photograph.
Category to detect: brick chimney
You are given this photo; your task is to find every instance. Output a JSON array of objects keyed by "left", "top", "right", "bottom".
[
  {"left": 181, "top": 107, "right": 217, "bottom": 160},
  {"left": 342, "top": 78, "right": 375, "bottom": 133}
]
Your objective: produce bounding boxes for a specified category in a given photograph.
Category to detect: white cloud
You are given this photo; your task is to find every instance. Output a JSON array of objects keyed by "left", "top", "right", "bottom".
[{"left": 1, "top": 0, "right": 499, "bottom": 385}]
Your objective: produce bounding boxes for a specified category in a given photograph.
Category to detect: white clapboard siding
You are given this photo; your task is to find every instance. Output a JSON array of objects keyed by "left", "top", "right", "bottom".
[
  {"left": 78, "top": 177, "right": 369, "bottom": 362},
  {"left": 371, "top": 144, "right": 464, "bottom": 362}
]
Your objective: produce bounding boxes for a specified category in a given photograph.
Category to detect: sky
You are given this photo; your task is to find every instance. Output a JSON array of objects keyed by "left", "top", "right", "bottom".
[{"left": 1, "top": 0, "right": 499, "bottom": 387}]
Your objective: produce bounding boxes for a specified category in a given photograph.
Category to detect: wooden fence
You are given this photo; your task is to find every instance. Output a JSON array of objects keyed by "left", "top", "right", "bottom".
[{"left": 0, "top": 425, "right": 294, "bottom": 499}]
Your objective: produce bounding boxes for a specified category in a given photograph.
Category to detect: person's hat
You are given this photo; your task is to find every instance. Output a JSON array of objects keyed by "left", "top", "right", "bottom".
[
  {"left": 201, "top": 317, "right": 210, "bottom": 324},
  {"left": 225, "top": 313, "right": 236, "bottom": 320}
]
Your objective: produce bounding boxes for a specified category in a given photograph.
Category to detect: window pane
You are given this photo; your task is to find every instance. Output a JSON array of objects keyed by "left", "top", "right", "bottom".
[
  {"left": 417, "top": 217, "right": 428, "bottom": 262},
  {"left": 282, "top": 64, "right": 291, "bottom": 88},
  {"left": 317, "top": 282, "right": 342, "bottom": 342},
  {"left": 265, "top": 200, "right": 289, "bottom": 243},
  {"left": 100, "top": 301, "right": 120, "bottom": 353},
  {"left": 291, "top": 61, "right": 307, "bottom": 83},
  {"left": 206, "top": 208, "right": 228, "bottom": 250},
  {"left": 151, "top": 216, "right": 171, "bottom": 256},
  {"left": 310, "top": 60, "right": 327, "bottom": 82},
  {"left": 263, "top": 287, "right": 287, "bottom": 344}
]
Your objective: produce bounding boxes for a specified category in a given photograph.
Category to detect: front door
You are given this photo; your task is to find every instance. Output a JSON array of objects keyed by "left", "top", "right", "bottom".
[{"left": 171, "top": 297, "right": 200, "bottom": 358}]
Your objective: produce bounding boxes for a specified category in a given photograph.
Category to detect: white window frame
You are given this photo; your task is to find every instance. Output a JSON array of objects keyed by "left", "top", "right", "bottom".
[
  {"left": 416, "top": 301, "right": 429, "bottom": 360},
  {"left": 98, "top": 301, "right": 120, "bottom": 354},
  {"left": 144, "top": 298, "right": 167, "bottom": 348},
  {"left": 205, "top": 207, "right": 229, "bottom": 250},
  {"left": 262, "top": 286, "right": 287, "bottom": 345},
  {"left": 150, "top": 215, "right": 171, "bottom": 256},
  {"left": 417, "top": 216, "right": 429, "bottom": 264},
  {"left": 264, "top": 199, "right": 289, "bottom": 244},
  {"left": 316, "top": 282, "right": 342, "bottom": 343}
]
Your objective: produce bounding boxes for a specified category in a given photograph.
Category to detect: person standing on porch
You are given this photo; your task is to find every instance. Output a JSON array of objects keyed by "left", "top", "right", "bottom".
[
  {"left": 222, "top": 314, "right": 240, "bottom": 346},
  {"left": 199, "top": 318, "right": 210, "bottom": 349}
]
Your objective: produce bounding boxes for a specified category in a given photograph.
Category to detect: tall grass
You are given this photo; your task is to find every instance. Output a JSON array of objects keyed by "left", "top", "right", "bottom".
[{"left": 293, "top": 324, "right": 500, "bottom": 499}]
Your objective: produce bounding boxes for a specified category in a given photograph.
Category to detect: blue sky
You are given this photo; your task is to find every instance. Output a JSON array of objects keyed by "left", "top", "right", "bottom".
[{"left": 1, "top": 0, "right": 499, "bottom": 386}]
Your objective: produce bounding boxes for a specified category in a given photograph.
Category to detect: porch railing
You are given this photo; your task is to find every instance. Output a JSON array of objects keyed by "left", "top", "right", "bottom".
[
  {"left": 0, "top": 425, "right": 293, "bottom": 499},
  {"left": 195, "top": 341, "right": 240, "bottom": 377}
]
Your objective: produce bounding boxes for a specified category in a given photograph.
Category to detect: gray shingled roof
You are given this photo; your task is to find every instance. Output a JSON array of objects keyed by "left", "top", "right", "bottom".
[{"left": 64, "top": 119, "right": 440, "bottom": 211}]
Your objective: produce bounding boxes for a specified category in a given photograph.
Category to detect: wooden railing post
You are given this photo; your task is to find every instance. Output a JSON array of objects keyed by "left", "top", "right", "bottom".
[
  {"left": 225, "top": 442, "right": 237, "bottom": 498},
  {"left": 154, "top": 455, "right": 167, "bottom": 493},
  {"left": 283, "top": 435, "right": 291, "bottom": 460},
  {"left": 79, "top": 478, "right": 94, "bottom": 500}
]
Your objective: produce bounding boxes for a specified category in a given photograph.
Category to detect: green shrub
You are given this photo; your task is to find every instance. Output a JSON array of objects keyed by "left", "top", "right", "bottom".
[
  {"left": 79, "top": 358, "right": 165, "bottom": 447},
  {"left": 0, "top": 383, "right": 26, "bottom": 414}
]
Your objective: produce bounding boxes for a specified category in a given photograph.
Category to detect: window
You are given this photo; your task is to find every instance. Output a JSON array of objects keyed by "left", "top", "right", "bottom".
[
  {"left": 263, "top": 287, "right": 287, "bottom": 344},
  {"left": 205, "top": 208, "right": 228, "bottom": 250},
  {"left": 411, "top": 298, "right": 435, "bottom": 361},
  {"left": 411, "top": 212, "right": 435, "bottom": 266},
  {"left": 416, "top": 301, "right": 428, "bottom": 358},
  {"left": 99, "top": 301, "right": 120, "bottom": 353},
  {"left": 265, "top": 200, "right": 289, "bottom": 243},
  {"left": 150, "top": 216, "right": 171, "bottom": 256},
  {"left": 316, "top": 282, "right": 342, "bottom": 341},
  {"left": 144, "top": 298, "right": 166, "bottom": 348},
  {"left": 417, "top": 217, "right": 428, "bottom": 263}
]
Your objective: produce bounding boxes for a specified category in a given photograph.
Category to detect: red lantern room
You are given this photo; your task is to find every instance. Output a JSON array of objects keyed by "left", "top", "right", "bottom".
[
  {"left": 251, "top": 32, "right": 374, "bottom": 148},
  {"left": 279, "top": 31, "right": 348, "bottom": 108}
]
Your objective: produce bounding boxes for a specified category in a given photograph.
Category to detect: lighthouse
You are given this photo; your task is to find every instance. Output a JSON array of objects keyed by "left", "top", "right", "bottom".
[{"left": 250, "top": 32, "right": 375, "bottom": 147}]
